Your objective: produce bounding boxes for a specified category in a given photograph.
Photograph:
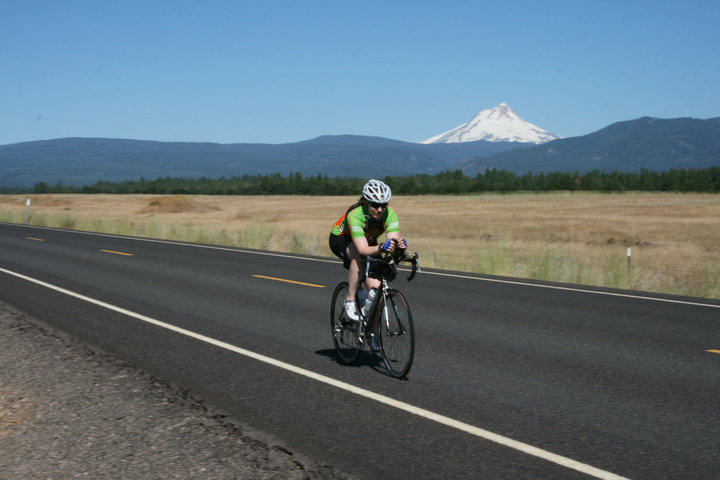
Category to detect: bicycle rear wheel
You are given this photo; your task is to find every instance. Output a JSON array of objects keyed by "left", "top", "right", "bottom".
[
  {"left": 330, "top": 282, "right": 362, "bottom": 365},
  {"left": 376, "top": 288, "right": 415, "bottom": 378}
]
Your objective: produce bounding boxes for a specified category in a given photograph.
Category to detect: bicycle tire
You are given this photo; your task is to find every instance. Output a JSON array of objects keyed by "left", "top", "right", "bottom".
[
  {"left": 376, "top": 288, "right": 415, "bottom": 378},
  {"left": 330, "top": 282, "right": 362, "bottom": 365}
]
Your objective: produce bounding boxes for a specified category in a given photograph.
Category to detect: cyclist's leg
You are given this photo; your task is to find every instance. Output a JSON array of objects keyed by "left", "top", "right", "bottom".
[
  {"left": 331, "top": 234, "right": 363, "bottom": 319},
  {"left": 365, "top": 276, "right": 381, "bottom": 290},
  {"left": 329, "top": 233, "right": 350, "bottom": 266},
  {"left": 347, "top": 245, "right": 381, "bottom": 295},
  {"left": 330, "top": 233, "right": 358, "bottom": 297},
  {"left": 345, "top": 241, "right": 364, "bottom": 301}
]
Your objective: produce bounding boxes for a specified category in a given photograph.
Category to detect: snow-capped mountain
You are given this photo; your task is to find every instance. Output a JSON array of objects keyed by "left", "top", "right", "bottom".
[{"left": 420, "top": 103, "right": 562, "bottom": 144}]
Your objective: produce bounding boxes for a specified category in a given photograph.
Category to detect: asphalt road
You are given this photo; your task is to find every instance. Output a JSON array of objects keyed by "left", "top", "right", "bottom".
[{"left": 1, "top": 222, "right": 719, "bottom": 479}]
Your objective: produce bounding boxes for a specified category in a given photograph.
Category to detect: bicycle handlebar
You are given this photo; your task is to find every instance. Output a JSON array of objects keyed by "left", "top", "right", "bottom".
[
  {"left": 364, "top": 251, "right": 421, "bottom": 282},
  {"left": 403, "top": 252, "right": 421, "bottom": 281}
]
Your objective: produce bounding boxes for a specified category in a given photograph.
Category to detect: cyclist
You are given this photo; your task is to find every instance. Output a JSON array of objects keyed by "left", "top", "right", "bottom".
[{"left": 329, "top": 179, "right": 407, "bottom": 321}]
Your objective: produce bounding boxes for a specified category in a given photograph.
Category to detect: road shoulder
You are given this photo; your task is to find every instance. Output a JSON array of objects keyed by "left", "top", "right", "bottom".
[{"left": 0, "top": 301, "right": 346, "bottom": 479}]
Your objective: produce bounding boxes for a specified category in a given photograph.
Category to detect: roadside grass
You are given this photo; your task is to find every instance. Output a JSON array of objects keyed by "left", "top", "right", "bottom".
[{"left": 1, "top": 193, "right": 718, "bottom": 299}]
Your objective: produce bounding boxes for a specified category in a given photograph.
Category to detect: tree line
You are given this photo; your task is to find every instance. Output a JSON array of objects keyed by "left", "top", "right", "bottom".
[{"left": 29, "top": 167, "right": 720, "bottom": 195}]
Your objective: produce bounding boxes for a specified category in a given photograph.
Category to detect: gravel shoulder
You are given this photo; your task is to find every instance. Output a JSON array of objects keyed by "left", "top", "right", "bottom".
[{"left": 0, "top": 302, "right": 347, "bottom": 479}]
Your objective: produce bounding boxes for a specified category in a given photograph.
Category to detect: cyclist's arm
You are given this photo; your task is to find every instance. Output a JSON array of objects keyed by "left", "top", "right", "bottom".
[
  {"left": 385, "top": 208, "right": 404, "bottom": 250},
  {"left": 352, "top": 233, "right": 403, "bottom": 256},
  {"left": 352, "top": 236, "right": 384, "bottom": 256}
]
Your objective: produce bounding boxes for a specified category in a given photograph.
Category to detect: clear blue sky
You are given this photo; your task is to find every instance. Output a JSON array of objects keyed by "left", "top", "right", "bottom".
[{"left": 2, "top": 0, "right": 718, "bottom": 145}]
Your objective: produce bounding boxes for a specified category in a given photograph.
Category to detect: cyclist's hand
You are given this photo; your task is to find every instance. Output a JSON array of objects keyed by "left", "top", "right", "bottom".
[
  {"left": 395, "top": 238, "right": 407, "bottom": 250},
  {"left": 380, "top": 239, "right": 394, "bottom": 253}
]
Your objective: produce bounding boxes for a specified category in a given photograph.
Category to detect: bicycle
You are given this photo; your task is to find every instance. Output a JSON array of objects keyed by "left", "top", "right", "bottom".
[{"left": 330, "top": 251, "right": 421, "bottom": 378}]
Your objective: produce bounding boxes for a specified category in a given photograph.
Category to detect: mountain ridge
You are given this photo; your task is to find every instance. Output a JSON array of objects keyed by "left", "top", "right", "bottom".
[
  {"left": 459, "top": 116, "right": 720, "bottom": 176},
  {"left": 0, "top": 135, "right": 522, "bottom": 187},
  {"left": 0, "top": 116, "right": 718, "bottom": 187}
]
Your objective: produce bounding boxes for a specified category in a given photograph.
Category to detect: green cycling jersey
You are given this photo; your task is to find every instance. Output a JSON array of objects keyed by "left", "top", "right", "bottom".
[{"left": 331, "top": 204, "right": 399, "bottom": 246}]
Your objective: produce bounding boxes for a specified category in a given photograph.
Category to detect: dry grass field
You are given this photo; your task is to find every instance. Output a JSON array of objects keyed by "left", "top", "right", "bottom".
[{"left": 1, "top": 193, "right": 718, "bottom": 299}]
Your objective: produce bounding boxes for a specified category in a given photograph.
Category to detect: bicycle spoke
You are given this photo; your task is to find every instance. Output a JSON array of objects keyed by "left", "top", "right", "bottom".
[
  {"left": 378, "top": 289, "right": 414, "bottom": 378},
  {"left": 330, "top": 282, "right": 362, "bottom": 365}
]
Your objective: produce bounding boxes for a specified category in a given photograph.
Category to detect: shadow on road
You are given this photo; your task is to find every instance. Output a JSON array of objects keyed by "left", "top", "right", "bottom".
[{"left": 315, "top": 348, "right": 404, "bottom": 379}]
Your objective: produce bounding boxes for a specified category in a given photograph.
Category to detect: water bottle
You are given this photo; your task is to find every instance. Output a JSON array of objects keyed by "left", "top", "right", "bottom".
[
  {"left": 362, "top": 288, "right": 378, "bottom": 317},
  {"left": 357, "top": 285, "right": 368, "bottom": 305}
]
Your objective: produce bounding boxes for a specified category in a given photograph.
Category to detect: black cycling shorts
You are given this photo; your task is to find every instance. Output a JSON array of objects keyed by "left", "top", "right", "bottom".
[{"left": 329, "top": 233, "right": 352, "bottom": 269}]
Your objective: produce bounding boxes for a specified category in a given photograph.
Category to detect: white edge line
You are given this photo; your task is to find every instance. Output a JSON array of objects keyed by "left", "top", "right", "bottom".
[
  {"left": 3, "top": 222, "right": 718, "bottom": 309},
  {"left": 0, "top": 265, "right": 629, "bottom": 480},
  {"left": 423, "top": 270, "right": 720, "bottom": 309}
]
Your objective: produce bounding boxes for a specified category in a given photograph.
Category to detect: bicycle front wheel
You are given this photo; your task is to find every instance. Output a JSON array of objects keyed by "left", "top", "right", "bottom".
[
  {"left": 330, "top": 282, "right": 362, "bottom": 365},
  {"left": 376, "top": 288, "right": 415, "bottom": 378}
]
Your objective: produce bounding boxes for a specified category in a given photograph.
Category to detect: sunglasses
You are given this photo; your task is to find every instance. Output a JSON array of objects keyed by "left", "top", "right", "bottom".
[{"left": 369, "top": 202, "right": 388, "bottom": 209}]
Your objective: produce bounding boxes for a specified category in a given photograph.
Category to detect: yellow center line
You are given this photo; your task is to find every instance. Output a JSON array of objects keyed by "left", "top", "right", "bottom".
[
  {"left": 253, "top": 275, "right": 325, "bottom": 288},
  {"left": 101, "top": 249, "right": 134, "bottom": 257},
  {"left": 706, "top": 350, "right": 720, "bottom": 355},
  {"left": 26, "top": 237, "right": 45, "bottom": 242}
]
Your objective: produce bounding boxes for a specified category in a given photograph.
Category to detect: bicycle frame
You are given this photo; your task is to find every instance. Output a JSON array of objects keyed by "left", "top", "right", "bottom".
[
  {"left": 330, "top": 251, "right": 420, "bottom": 378},
  {"left": 360, "top": 252, "right": 419, "bottom": 339}
]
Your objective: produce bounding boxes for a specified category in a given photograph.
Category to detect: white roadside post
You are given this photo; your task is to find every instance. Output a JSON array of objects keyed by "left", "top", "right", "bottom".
[
  {"left": 627, "top": 247, "right": 632, "bottom": 278},
  {"left": 24, "top": 198, "right": 31, "bottom": 224}
]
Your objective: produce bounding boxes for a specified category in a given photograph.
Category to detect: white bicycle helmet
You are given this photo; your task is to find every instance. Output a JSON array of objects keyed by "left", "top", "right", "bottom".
[{"left": 362, "top": 179, "right": 392, "bottom": 204}]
